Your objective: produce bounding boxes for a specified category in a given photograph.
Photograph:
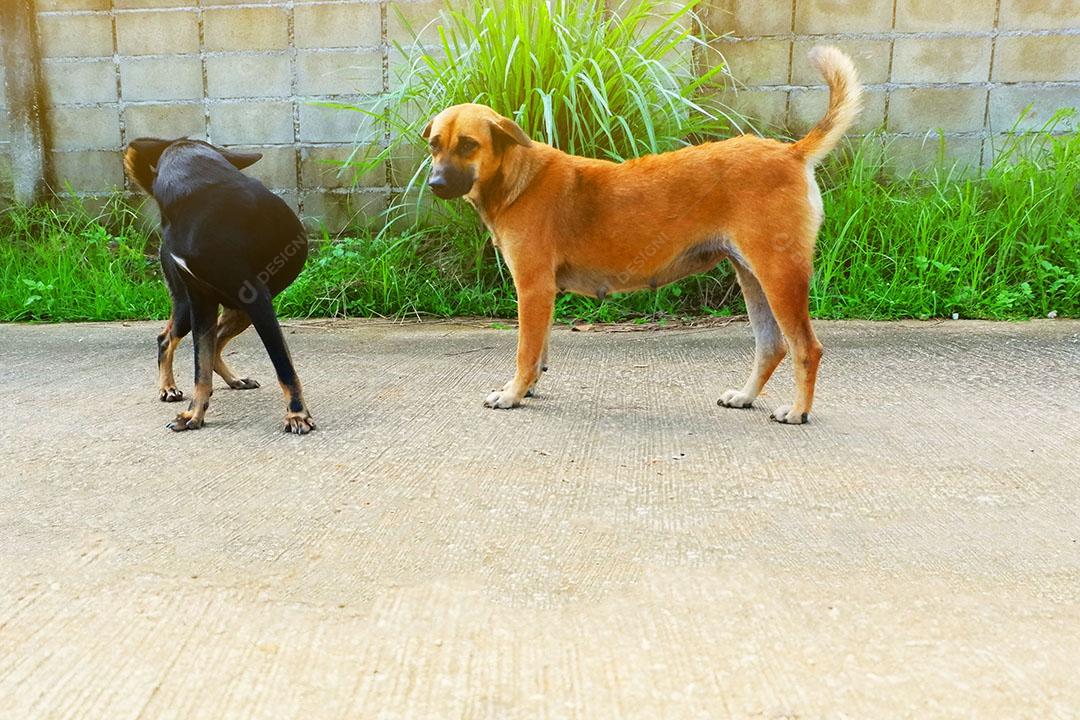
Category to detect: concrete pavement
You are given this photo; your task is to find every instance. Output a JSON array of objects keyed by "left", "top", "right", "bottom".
[{"left": 1, "top": 318, "right": 1079, "bottom": 719}]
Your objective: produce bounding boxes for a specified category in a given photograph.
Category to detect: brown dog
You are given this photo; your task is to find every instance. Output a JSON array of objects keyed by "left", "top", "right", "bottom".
[{"left": 423, "top": 47, "right": 861, "bottom": 424}]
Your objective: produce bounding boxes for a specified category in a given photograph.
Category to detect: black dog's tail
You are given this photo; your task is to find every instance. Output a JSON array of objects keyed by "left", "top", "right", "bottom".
[{"left": 124, "top": 138, "right": 173, "bottom": 195}]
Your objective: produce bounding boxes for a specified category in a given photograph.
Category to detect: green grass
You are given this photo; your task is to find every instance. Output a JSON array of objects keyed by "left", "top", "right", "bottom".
[
  {"left": 0, "top": 198, "right": 169, "bottom": 322},
  {"left": 812, "top": 118, "right": 1080, "bottom": 319},
  {"left": 1, "top": 125, "right": 1078, "bottom": 323}
]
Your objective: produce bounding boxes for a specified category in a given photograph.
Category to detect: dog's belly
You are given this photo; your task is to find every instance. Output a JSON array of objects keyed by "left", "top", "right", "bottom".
[{"left": 556, "top": 237, "right": 738, "bottom": 298}]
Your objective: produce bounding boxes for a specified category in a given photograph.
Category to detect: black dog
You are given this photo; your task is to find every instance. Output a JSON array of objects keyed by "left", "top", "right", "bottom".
[{"left": 125, "top": 138, "right": 315, "bottom": 434}]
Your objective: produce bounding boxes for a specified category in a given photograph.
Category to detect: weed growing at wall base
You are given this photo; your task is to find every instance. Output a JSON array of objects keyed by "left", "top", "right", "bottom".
[{"left": 813, "top": 115, "right": 1079, "bottom": 319}]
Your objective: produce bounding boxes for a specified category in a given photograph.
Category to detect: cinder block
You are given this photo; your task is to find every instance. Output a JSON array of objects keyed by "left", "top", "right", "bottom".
[
  {"left": 297, "top": 51, "right": 383, "bottom": 96},
  {"left": 302, "top": 145, "right": 385, "bottom": 189},
  {"left": 790, "top": 87, "right": 887, "bottom": 135},
  {"left": 209, "top": 101, "right": 294, "bottom": 145},
  {"left": 988, "top": 87, "right": 1080, "bottom": 133},
  {"left": 228, "top": 145, "right": 296, "bottom": 189},
  {"left": 47, "top": 106, "right": 121, "bottom": 150},
  {"left": 885, "top": 134, "right": 984, "bottom": 176},
  {"left": 120, "top": 57, "right": 202, "bottom": 101},
  {"left": 705, "top": 88, "right": 788, "bottom": 133},
  {"left": 37, "top": 14, "right": 113, "bottom": 58},
  {"left": 794, "top": 0, "right": 892, "bottom": 33},
  {"left": 299, "top": 102, "right": 376, "bottom": 143},
  {"left": 50, "top": 150, "right": 125, "bottom": 191},
  {"left": 888, "top": 87, "right": 988, "bottom": 133},
  {"left": 992, "top": 35, "right": 1080, "bottom": 83},
  {"left": 42, "top": 60, "right": 117, "bottom": 104},
  {"left": 387, "top": 1, "right": 444, "bottom": 45},
  {"left": 895, "top": 0, "right": 996, "bottom": 31},
  {"left": 36, "top": 0, "right": 109, "bottom": 10},
  {"left": 892, "top": 37, "right": 992, "bottom": 84},
  {"left": 791, "top": 39, "right": 891, "bottom": 85},
  {"left": 999, "top": 0, "right": 1080, "bottom": 30},
  {"left": 206, "top": 55, "right": 292, "bottom": 99},
  {"left": 115, "top": 10, "right": 198, "bottom": 56},
  {"left": 389, "top": 142, "right": 430, "bottom": 187},
  {"left": 113, "top": 0, "right": 193, "bottom": 7},
  {"left": 387, "top": 46, "right": 447, "bottom": 90},
  {"left": 704, "top": 0, "right": 793, "bottom": 36},
  {"left": 294, "top": 4, "right": 381, "bottom": 49},
  {"left": 713, "top": 40, "right": 790, "bottom": 87},
  {"left": 125, "top": 103, "right": 205, "bottom": 139},
  {"left": 203, "top": 7, "right": 289, "bottom": 52},
  {"left": 301, "top": 190, "right": 387, "bottom": 233}
]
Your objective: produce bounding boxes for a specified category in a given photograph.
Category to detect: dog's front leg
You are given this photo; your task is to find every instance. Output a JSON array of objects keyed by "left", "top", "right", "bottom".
[
  {"left": 485, "top": 278, "right": 555, "bottom": 409},
  {"left": 167, "top": 298, "right": 218, "bottom": 431}
]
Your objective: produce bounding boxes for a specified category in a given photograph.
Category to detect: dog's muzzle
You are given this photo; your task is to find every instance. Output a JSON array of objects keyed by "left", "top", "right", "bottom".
[{"left": 427, "top": 165, "right": 474, "bottom": 199}]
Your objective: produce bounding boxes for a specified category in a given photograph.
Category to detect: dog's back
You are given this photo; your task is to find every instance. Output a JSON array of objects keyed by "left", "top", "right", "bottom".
[{"left": 125, "top": 138, "right": 306, "bottom": 295}]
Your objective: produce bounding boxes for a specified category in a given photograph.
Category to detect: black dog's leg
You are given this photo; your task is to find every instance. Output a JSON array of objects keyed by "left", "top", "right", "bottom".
[
  {"left": 213, "top": 307, "right": 258, "bottom": 390},
  {"left": 241, "top": 285, "right": 314, "bottom": 435},
  {"left": 157, "top": 299, "right": 191, "bottom": 402},
  {"left": 167, "top": 296, "right": 218, "bottom": 432}
]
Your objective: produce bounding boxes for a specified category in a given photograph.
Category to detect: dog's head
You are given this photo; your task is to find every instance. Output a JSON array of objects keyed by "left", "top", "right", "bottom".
[
  {"left": 124, "top": 138, "right": 263, "bottom": 195},
  {"left": 421, "top": 104, "right": 533, "bottom": 200}
]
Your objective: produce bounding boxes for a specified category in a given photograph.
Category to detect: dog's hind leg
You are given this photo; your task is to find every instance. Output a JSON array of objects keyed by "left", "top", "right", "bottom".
[
  {"left": 241, "top": 284, "right": 314, "bottom": 434},
  {"left": 213, "top": 307, "right": 259, "bottom": 390},
  {"left": 167, "top": 297, "right": 218, "bottom": 431},
  {"left": 750, "top": 256, "right": 822, "bottom": 425},
  {"left": 718, "top": 263, "right": 787, "bottom": 410},
  {"left": 157, "top": 306, "right": 191, "bottom": 402}
]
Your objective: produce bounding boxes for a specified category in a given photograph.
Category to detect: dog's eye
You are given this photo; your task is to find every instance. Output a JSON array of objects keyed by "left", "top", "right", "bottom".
[{"left": 456, "top": 138, "right": 478, "bottom": 156}]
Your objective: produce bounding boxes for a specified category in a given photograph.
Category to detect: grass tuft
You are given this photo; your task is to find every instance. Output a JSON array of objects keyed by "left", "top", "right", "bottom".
[
  {"left": 0, "top": 198, "right": 168, "bottom": 322},
  {"left": 331, "top": 0, "right": 733, "bottom": 229},
  {"left": 812, "top": 112, "right": 1080, "bottom": 319}
]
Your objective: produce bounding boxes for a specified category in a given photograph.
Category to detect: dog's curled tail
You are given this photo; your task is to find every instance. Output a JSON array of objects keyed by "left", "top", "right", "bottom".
[
  {"left": 123, "top": 138, "right": 171, "bottom": 195},
  {"left": 791, "top": 46, "right": 862, "bottom": 166}
]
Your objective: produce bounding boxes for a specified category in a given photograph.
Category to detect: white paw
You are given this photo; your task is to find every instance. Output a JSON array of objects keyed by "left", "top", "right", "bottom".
[
  {"left": 717, "top": 389, "right": 755, "bottom": 409},
  {"left": 484, "top": 389, "right": 522, "bottom": 409},
  {"left": 770, "top": 405, "right": 809, "bottom": 425}
]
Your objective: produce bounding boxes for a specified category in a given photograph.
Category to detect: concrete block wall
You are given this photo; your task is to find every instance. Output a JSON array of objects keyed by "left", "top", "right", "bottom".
[
  {"left": 705, "top": 0, "right": 1080, "bottom": 172},
  {"left": 31, "top": 0, "right": 427, "bottom": 230},
  {"left": 4, "top": 0, "right": 1078, "bottom": 225}
]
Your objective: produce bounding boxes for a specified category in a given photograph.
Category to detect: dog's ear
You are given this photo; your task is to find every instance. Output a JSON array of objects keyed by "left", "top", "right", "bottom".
[
  {"left": 489, "top": 116, "right": 532, "bottom": 149},
  {"left": 124, "top": 138, "right": 173, "bottom": 194},
  {"left": 217, "top": 148, "right": 263, "bottom": 170},
  {"left": 421, "top": 119, "right": 434, "bottom": 140}
]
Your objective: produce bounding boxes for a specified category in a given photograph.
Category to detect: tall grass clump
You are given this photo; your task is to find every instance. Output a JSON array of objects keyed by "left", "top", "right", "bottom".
[
  {"left": 338, "top": 0, "right": 732, "bottom": 227},
  {"left": 814, "top": 111, "right": 1080, "bottom": 319}
]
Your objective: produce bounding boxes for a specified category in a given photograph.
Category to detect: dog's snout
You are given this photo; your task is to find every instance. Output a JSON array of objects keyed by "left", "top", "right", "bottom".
[
  {"left": 427, "top": 172, "right": 447, "bottom": 191},
  {"left": 427, "top": 164, "right": 473, "bottom": 199}
]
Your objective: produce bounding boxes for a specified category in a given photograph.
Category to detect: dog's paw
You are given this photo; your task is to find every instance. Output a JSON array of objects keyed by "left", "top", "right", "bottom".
[
  {"left": 283, "top": 412, "right": 315, "bottom": 435},
  {"left": 483, "top": 389, "right": 522, "bottom": 409},
  {"left": 717, "top": 389, "right": 755, "bottom": 409},
  {"left": 166, "top": 411, "right": 203, "bottom": 432},
  {"left": 227, "top": 377, "right": 260, "bottom": 390},
  {"left": 160, "top": 387, "right": 184, "bottom": 402},
  {"left": 770, "top": 405, "right": 809, "bottom": 425}
]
